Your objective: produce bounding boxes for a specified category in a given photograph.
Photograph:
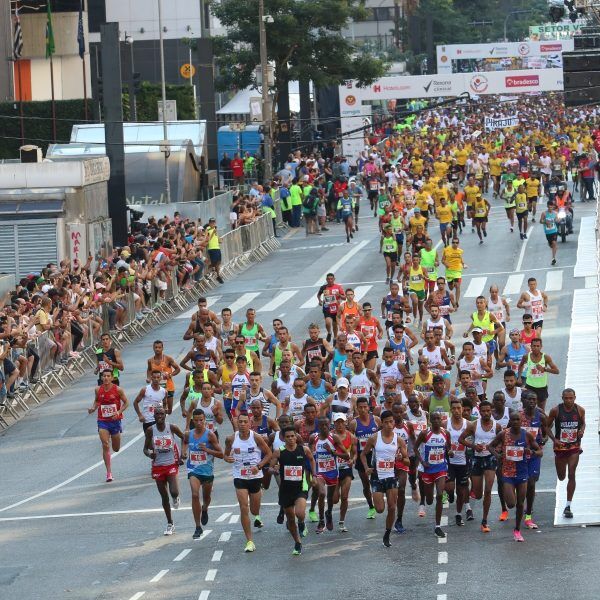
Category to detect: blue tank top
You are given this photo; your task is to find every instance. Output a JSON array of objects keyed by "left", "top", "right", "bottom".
[
  {"left": 306, "top": 378, "right": 328, "bottom": 406},
  {"left": 355, "top": 415, "right": 378, "bottom": 455},
  {"left": 389, "top": 337, "right": 408, "bottom": 367},
  {"left": 314, "top": 435, "right": 339, "bottom": 478},
  {"left": 331, "top": 349, "right": 351, "bottom": 379},
  {"left": 186, "top": 428, "right": 214, "bottom": 477},
  {"left": 520, "top": 409, "right": 543, "bottom": 444},
  {"left": 340, "top": 197, "right": 353, "bottom": 215},
  {"left": 502, "top": 428, "right": 529, "bottom": 479},
  {"left": 421, "top": 429, "right": 448, "bottom": 474},
  {"left": 543, "top": 211, "right": 558, "bottom": 234},
  {"left": 506, "top": 343, "right": 527, "bottom": 374}
]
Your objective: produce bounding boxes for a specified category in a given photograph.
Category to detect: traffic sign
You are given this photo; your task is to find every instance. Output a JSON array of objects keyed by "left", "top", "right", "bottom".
[{"left": 180, "top": 63, "right": 196, "bottom": 79}]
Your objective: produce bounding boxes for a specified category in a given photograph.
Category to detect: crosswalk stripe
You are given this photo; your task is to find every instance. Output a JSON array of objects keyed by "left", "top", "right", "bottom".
[
  {"left": 228, "top": 292, "right": 260, "bottom": 314},
  {"left": 257, "top": 290, "right": 299, "bottom": 312},
  {"left": 300, "top": 292, "right": 320, "bottom": 309},
  {"left": 502, "top": 273, "right": 524, "bottom": 296},
  {"left": 353, "top": 285, "right": 373, "bottom": 302},
  {"left": 545, "top": 270, "right": 563, "bottom": 292},
  {"left": 464, "top": 277, "right": 487, "bottom": 298},
  {"left": 175, "top": 296, "right": 222, "bottom": 320}
]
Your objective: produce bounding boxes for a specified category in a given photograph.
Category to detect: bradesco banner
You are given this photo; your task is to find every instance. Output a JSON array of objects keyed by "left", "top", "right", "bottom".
[{"left": 436, "top": 40, "right": 574, "bottom": 73}]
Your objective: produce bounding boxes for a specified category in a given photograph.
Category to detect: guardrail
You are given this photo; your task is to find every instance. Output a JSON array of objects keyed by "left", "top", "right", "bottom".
[
  {"left": 0, "top": 213, "right": 280, "bottom": 430},
  {"left": 596, "top": 194, "right": 600, "bottom": 433}
]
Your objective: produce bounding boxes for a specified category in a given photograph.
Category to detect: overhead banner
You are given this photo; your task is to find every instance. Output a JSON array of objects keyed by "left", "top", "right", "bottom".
[{"left": 484, "top": 115, "right": 519, "bottom": 131}]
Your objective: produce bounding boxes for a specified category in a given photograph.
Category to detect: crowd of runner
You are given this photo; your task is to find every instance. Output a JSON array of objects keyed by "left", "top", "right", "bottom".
[{"left": 88, "top": 93, "right": 593, "bottom": 555}]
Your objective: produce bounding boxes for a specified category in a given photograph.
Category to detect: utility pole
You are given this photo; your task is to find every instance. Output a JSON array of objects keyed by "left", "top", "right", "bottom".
[
  {"left": 503, "top": 9, "right": 532, "bottom": 42},
  {"left": 258, "top": 0, "right": 272, "bottom": 182},
  {"left": 157, "top": 0, "right": 171, "bottom": 203}
]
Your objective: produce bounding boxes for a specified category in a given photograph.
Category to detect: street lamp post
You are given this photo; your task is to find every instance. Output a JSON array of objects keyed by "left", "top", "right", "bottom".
[
  {"left": 157, "top": 0, "right": 171, "bottom": 204},
  {"left": 504, "top": 9, "right": 533, "bottom": 42},
  {"left": 125, "top": 33, "right": 136, "bottom": 121},
  {"left": 258, "top": 0, "right": 272, "bottom": 182}
]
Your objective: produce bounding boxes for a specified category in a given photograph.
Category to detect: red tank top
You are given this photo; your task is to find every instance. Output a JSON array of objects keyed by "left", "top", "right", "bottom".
[
  {"left": 520, "top": 329, "right": 536, "bottom": 345},
  {"left": 97, "top": 384, "right": 122, "bottom": 421}
]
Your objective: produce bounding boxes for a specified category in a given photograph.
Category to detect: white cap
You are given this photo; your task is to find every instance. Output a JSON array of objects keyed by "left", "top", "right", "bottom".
[
  {"left": 41, "top": 284, "right": 53, "bottom": 293},
  {"left": 332, "top": 412, "right": 346, "bottom": 422},
  {"left": 336, "top": 377, "right": 350, "bottom": 389}
]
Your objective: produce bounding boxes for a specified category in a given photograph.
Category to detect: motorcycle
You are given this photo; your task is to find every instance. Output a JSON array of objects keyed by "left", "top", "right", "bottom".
[{"left": 557, "top": 208, "right": 570, "bottom": 243}]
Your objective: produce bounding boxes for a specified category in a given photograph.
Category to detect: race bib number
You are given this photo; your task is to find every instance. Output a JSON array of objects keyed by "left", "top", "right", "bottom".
[
  {"left": 412, "top": 421, "right": 427, "bottom": 432},
  {"left": 352, "top": 386, "right": 367, "bottom": 396},
  {"left": 240, "top": 466, "right": 256, "bottom": 477},
  {"left": 560, "top": 428, "right": 578, "bottom": 444},
  {"left": 524, "top": 426, "right": 538, "bottom": 438},
  {"left": 100, "top": 404, "right": 117, "bottom": 418},
  {"left": 318, "top": 458, "right": 335, "bottom": 472},
  {"left": 505, "top": 446, "right": 524, "bottom": 461},
  {"left": 154, "top": 436, "right": 173, "bottom": 450},
  {"left": 377, "top": 459, "right": 394, "bottom": 472},
  {"left": 284, "top": 465, "right": 303, "bottom": 481},
  {"left": 451, "top": 442, "right": 465, "bottom": 452},
  {"left": 245, "top": 336, "right": 257, "bottom": 347},
  {"left": 359, "top": 438, "right": 368, "bottom": 450},
  {"left": 189, "top": 451, "right": 207, "bottom": 465},
  {"left": 206, "top": 421, "right": 215, "bottom": 430},
  {"left": 233, "top": 387, "right": 244, "bottom": 399},
  {"left": 428, "top": 449, "right": 445, "bottom": 465}
]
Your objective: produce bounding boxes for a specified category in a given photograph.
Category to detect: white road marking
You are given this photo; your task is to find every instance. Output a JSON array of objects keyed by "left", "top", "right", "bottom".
[
  {"left": 313, "top": 239, "right": 370, "bottom": 286},
  {"left": 438, "top": 551, "right": 448, "bottom": 564},
  {"left": 353, "top": 285, "right": 373, "bottom": 302},
  {"left": 198, "top": 592, "right": 211, "bottom": 600},
  {"left": 150, "top": 570, "right": 169, "bottom": 583},
  {"left": 173, "top": 549, "right": 192, "bottom": 562},
  {"left": 300, "top": 294, "right": 320, "bottom": 309},
  {"left": 176, "top": 297, "right": 221, "bottom": 319},
  {"left": 216, "top": 512, "right": 232, "bottom": 522},
  {"left": 545, "top": 269, "right": 563, "bottom": 291},
  {"left": 503, "top": 273, "right": 524, "bottom": 296},
  {"left": 437, "top": 572, "right": 448, "bottom": 585},
  {"left": 229, "top": 514, "right": 240, "bottom": 524},
  {"left": 515, "top": 225, "right": 534, "bottom": 272},
  {"left": 128, "top": 594, "right": 145, "bottom": 600},
  {"left": 257, "top": 290, "right": 298, "bottom": 313},
  {"left": 218, "top": 531, "right": 231, "bottom": 542},
  {"left": 205, "top": 569, "right": 217, "bottom": 582},
  {"left": 0, "top": 431, "right": 145, "bottom": 514},
  {"left": 211, "top": 550, "right": 223, "bottom": 562},
  {"left": 438, "top": 536, "right": 447, "bottom": 544},
  {"left": 437, "top": 595, "right": 448, "bottom": 600},
  {"left": 464, "top": 277, "right": 487, "bottom": 298},
  {"left": 585, "top": 276, "right": 597, "bottom": 289},
  {"left": 200, "top": 529, "right": 212, "bottom": 540},
  {"left": 440, "top": 515, "right": 448, "bottom": 527},
  {"left": 227, "top": 292, "right": 260, "bottom": 314}
]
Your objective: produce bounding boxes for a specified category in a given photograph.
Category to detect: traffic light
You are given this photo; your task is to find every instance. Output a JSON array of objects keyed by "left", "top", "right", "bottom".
[{"left": 549, "top": 0, "right": 565, "bottom": 22}]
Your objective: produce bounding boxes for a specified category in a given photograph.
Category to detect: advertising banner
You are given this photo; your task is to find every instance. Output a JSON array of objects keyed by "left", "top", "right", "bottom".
[{"left": 484, "top": 115, "right": 519, "bottom": 131}]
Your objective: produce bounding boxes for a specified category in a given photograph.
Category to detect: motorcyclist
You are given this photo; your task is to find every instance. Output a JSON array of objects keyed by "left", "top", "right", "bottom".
[
  {"left": 555, "top": 185, "right": 574, "bottom": 234},
  {"left": 545, "top": 174, "right": 565, "bottom": 203}
]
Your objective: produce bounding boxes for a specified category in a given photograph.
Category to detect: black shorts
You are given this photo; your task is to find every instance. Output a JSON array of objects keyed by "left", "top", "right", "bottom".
[
  {"left": 370, "top": 474, "right": 398, "bottom": 493},
  {"left": 356, "top": 452, "right": 372, "bottom": 473},
  {"left": 383, "top": 251, "right": 398, "bottom": 262},
  {"left": 322, "top": 308, "right": 337, "bottom": 319},
  {"left": 342, "top": 213, "right": 353, "bottom": 223},
  {"left": 365, "top": 350, "right": 379, "bottom": 362},
  {"left": 546, "top": 232, "right": 557, "bottom": 245},
  {"left": 233, "top": 478, "right": 262, "bottom": 494},
  {"left": 142, "top": 421, "right": 156, "bottom": 432},
  {"left": 474, "top": 216, "right": 488, "bottom": 223},
  {"left": 279, "top": 487, "right": 308, "bottom": 509},
  {"left": 528, "top": 196, "right": 538, "bottom": 204},
  {"left": 471, "top": 455, "right": 497, "bottom": 476},
  {"left": 368, "top": 190, "right": 378, "bottom": 200},
  {"left": 517, "top": 211, "right": 528, "bottom": 220},
  {"left": 339, "top": 467, "right": 354, "bottom": 482},
  {"left": 188, "top": 473, "right": 215, "bottom": 483},
  {"left": 208, "top": 249, "right": 222, "bottom": 265},
  {"left": 525, "top": 384, "right": 548, "bottom": 403},
  {"left": 421, "top": 210, "right": 429, "bottom": 220},
  {"left": 447, "top": 463, "right": 470, "bottom": 486},
  {"left": 504, "top": 206, "right": 515, "bottom": 213},
  {"left": 532, "top": 319, "right": 544, "bottom": 330}
]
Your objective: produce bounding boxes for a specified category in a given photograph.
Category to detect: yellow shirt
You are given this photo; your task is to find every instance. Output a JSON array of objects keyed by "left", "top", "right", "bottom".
[
  {"left": 442, "top": 246, "right": 463, "bottom": 271},
  {"left": 433, "top": 160, "right": 448, "bottom": 178},
  {"left": 409, "top": 215, "right": 427, "bottom": 233},
  {"left": 464, "top": 185, "right": 480, "bottom": 206},
  {"left": 455, "top": 149, "right": 468, "bottom": 166},
  {"left": 489, "top": 158, "right": 503, "bottom": 177},
  {"left": 432, "top": 187, "right": 449, "bottom": 206},
  {"left": 422, "top": 181, "right": 435, "bottom": 197},
  {"left": 526, "top": 178, "right": 540, "bottom": 198},
  {"left": 436, "top": 205, "right": 453, "bottom": 224},
  {"left": 515, "top": 192, "right": 528, "bottom": 213},
  {"left": 409, "top": 266, "right": 425, "bottom": 291},
  {"left": 412, "top": 158, "right": 424, "bottom": 174},
  {"left": 415, "top": 192, "right": 430, "bottom": 213}
]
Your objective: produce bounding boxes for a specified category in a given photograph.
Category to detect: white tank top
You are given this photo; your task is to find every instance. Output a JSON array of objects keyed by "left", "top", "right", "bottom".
[
  {"left": 487, "top": 297, "right": 505, "bottom": 323},
  {"left": 494, "top": 406, "right": 511, "bottom": 429},
  {"left": 346, "top": 332, "right": 362, "bottom": 351},
  {"left": 250, "top": 388, "right": 269, "bottom": 416},
  {"left": 152, "top": 423, "right": 177, "bottom": 466},
  {"left": 526, "top": 289, "right": 544, "bottom": 321},
  {"left": 205, "top": 337, "right": 219, "bottom": 369},
  {"left": 287, "top": 393, "right": 309, "bottom": 422},
  {"left": 231, "top": 431, "right": 263, "bottom": 479},
  {"left": 276, "top": 376, "right": 295, "bottom": 403},
  {"left": 448, "top": 417, "right": 468, "bottom": 465},
  {"left": 374, "top": 431, "right": 398, "bottom": 480},
  {"left": 501, "top": 387, "right": 523, "bottom": 412},
  {"left": 407, "top": 408, "right": 428, "bottom": 434},
  {"left": 199, "top": 397, "right": 217, "bottom": 431},
  {"left": 426, "top": 317, "right": 447, "bottom": 337},
  {"left": 331, "top": 392, "right": 352, "bottom": 414},
  {"left": 350, "top": 370, "right": 372, "bottom": 398},
  {"left": 422, "top": 346, "right": 443, "bottom": 375},
  {"left": 395, "top": 422, "right": 414, "bottom": 456},
  {"left": 473, "top": 341, "right": 488, "bottom": 363},
  {"left": 379, "top": 361, "right": 402, "bottom": 396},
  {"left": 474, "top": 418, "right": 497, "bottom": 457},
  {"left": 458, "top": 357, "right": 484, "bottom": 395},
  {"left": 142, "top": 384, "right": 167, "bottom": 422}
]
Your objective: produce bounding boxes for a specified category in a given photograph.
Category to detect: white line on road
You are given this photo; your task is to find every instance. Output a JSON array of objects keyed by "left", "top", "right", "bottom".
[
  {"left": 229, "top": 514, "right": 240, "bottom": 524},
  {"left": 173, "top": 549, "right": 192, "bottom": 562},
  {"left": 205, "top": 569, "right": 217, "bottom": 582},
  {"left": 464, "top": 277, "right": 487, "bottom": 298},
  {"left": 438, "top": 551, "right": 448, "bottom": 564},
  {"left": 128, "top": 593, "right": 145, "bottom": 600},
  {"left": 440, "top": 515, "right": 448, "bottom": 527},
  {"left": 257, "top": 290, "right": 298, "bottom": 313},
  {"left": 0, "top": 431, "right": 145, "bottom": 514},
  {"left": 211, "top": 550, "right": 223, "bottom": 562},
  {"left": 300, "top": 294, "right": 320, "bottom": 309},
  {"left": 437, "top": 572, "right": 448, "bottom": 585},
  {"left": 219, "top": 531, "right": 231, "bottom": 542},
  {"left": 437, "top": 595, "right": 447, "bottom": 600},
  {"left": 198, "top": 592, "right": 211, "bottom": 600},
  {"left": 585, "top": 275, "right": 597, "bottom": 289},
  {"left": 545, "top": 269, "right": 563, "bottom": 291},
  {"left": 313, "top": 239, "right": 370, "bottom": 286},
  {"left": 176, "top": 297, "right": 221, "bottom": 319},
  {"left": 503, "top": 273, "right": 524, "bottom": 296},
  {"left": 215, "top": 512, "right": 232, "bottom": 522},
  {"left": 227, "top": 292, "right": 260, "bottom": 314},
  {"left": 149, "top": 570, "right": 169, "bottom": 583},
  {"left": 200, "top": 529, "right": 212, "bottom": 540},
  {"left": 515, "top": 225, "right": 534, "bottom": 272},
  {"left": 353, "top": 285, "right": 373, "bottom": 302},
  {"left": 438, "top": 536, "right": 447, "bottom": 544}
]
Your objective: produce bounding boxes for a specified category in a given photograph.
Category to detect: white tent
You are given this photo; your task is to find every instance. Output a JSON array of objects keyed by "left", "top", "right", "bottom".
[{"left": 217, "top": 81, "right": 305, "bottom": 115}]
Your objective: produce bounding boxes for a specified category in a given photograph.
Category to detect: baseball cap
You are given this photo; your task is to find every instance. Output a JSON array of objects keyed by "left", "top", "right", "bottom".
[
  {"left": 472, "top": 327, "right": 483, "bottom": 333},
  {"left": 332, "top": 412, "right": 347, "bottom": 422},
  {"left": 336, "top": 377, "right": 350, "bottom": 389}
]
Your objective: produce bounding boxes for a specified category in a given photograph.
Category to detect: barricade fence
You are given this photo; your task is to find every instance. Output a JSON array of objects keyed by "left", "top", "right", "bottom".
[{"left": 0, "top": 212, "right": 280, "bottom": 430}]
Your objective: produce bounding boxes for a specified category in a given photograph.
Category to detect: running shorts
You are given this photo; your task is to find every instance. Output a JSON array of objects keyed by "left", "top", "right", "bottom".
[
  {"left": 370, "top": 474, "right": 398, "bottom": 493},
  {"left": 419, "top": 470, "right": 447, "bottom": 485},
  {"left": 447, "top": 463, "right": 470, "bottom": 486},
  {"left": 98, "top": 420, "right": 122, "bottom": 435},
  {"left": 233, "top": 478, "right": 262, "bottom": 493},
  {"left": 152, "top": 463, "right": 178, "bottom": 481},
  {"left": 471, "top": 455, "right": 497, "bottom": 475}
]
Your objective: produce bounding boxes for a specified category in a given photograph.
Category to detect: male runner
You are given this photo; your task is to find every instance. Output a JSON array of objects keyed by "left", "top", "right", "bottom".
[
  {"left": 446, "top": 398, "right": 470, "bottom": 525},
  {"left": 332, "top": 413, "right": 357, "bottom": 532},
  {"left": 517, "top": 338, "right": 559, "bottom": 411},
  {"left": 442, "top": 237, "right": 465, "bottom": 306},
  {"left": 391, "top": 401, "right": 416, "bottom": 533},
  {"left": 133, "top": 369, "right": 167, "bottom": 432},
  {"left": 517, "top": 277, "right": 548, "bottom": 332},
  {"left": 94, "top": 333, "right": 124, "bottom": 384},
  {"left": 147, "top": 340, "right": 181, "bottom": 414},
  {"left": 317, "top": 273, "right": 346, "bottom": 342}
]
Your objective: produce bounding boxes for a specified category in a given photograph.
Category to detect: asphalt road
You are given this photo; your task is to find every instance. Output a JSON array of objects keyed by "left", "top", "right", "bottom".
[{"left": 1, "top": 194, "right": 599, "bottom": 600}]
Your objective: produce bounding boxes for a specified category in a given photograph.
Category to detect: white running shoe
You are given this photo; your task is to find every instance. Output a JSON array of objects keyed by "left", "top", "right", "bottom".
[{"left": 164, "top": 523, "right": 175, "bottom": 536}]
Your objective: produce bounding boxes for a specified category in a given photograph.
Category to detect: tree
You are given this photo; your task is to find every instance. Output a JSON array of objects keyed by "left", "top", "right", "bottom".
[{"left": 210, "top": 0, "right": 387, "bottom": 162}]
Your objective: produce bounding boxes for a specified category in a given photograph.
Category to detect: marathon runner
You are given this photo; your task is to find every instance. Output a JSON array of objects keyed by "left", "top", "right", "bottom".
[
  {"left": 133, "top": 370, "right": 167, "bottom": 432},
  {"left": 317, "top": 273, "right": 346, "bottom": 342},
  {"left": 146, "top": 340, "right": 180, "bottom": 414}
]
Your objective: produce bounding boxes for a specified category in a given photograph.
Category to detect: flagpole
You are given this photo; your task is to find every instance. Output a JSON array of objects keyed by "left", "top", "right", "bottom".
[
  {"left": 82, "top": 55, "right": 88, "bottom": 120},
  {"left": 17, "top": 59, "right": 24, "bottom": 144},
  {"left": 50, "top": 53, "right": 56, "bottom": 141}
]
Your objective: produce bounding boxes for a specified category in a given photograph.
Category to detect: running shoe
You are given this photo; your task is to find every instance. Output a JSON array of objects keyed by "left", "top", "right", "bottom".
[
  {"left": 326, "top": 333, "right": 332, "bottom": 343},
  {"left": 466, "top": 508, "right": 474, "bottom": 521},
  {"left": 524, "top": 233, "right": 528, "bottom": 239},
  {"left": 164, "top": 523, "right": 175, "bottom": 536},
  {"left": 483, "top": 230, "right": 487, "bottom": 237},
  {"left": 299, "top": 521, "right": 307, "bottom": 537},
  {"left": 499, "top": 510, "right": 508, "bottom": 522},
  {"left": 551, "top": 258, "right": 556, "bottom": 266},
  {"left": 217, "top": 276, "right": 225, "bottom": 284},
  {"left": 510, "top": 227, "right": 514, "bottom": 233},
  {"left": 292, "top": 542, "right": 302, "bottom": 555},
  {"left": 447, "top": 490, "right": 455, "bottom": 504},
  {"left": 173, "top": 496, "right": 180, "bottom": 510},
  {"left": 524, "top": 516, "right": 538, "bottom": 529},
  {"left": 244, "top": 540, "right": 256, "bottom": 552},
  {"left": 201, "top": 509, "right": 209, "bottom": 526},
  {"left": 418, "top": 505, "right": 426, "bottom": 518},
  {"left": 434, "top": 526, "right": 446, "bottom": 538},
  {"left": 193, "top": 525, "right": 203, "bottom": 539},
  {"left": 455, "top": 514, "right": 465, "bottom": 527},
  {"left": 338, "top": 521, "right": 348, "bottom": 533},
  {"left": 309, "top": 509, "right": 319, "bottom": 522},
  {"left": 563, "top": 506, "right": 573, "bottom": 519},
  {"left": 394, "top": 521, "right": 407, "bottom": 534},
  {"left": 254, "top": 515, "right": 264, "bottom": 528},
  {"left": 382, "top": 530, "right": 392, "bottom": 547},
  {"left": 316, "top": 521, "right": 325, "bottom": 534},
  {"left": 513, "top": 529, "right": 525, "bottom": 542},
  {"left": 480, "top": 522, "right": 491, "bottom": 533},
  {"left": 366, "top": 507, "right": 377, "bottom": 519},
  {"left": 106, "top": 472, "right": 113, "bottom": 483},
  {"left": 276, "top": 508, "right": 285, "bottom": 525},
  {"left": 442, "top": 491, "right": 449, "bottom": 505},
  {"left": 325, "top": 510, "right": 333, "bottom": 531}
]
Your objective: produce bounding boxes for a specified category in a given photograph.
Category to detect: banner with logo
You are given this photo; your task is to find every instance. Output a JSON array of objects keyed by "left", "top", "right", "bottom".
[{"left": 484, "top": 115, "right": 519, "bottom": 131}]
